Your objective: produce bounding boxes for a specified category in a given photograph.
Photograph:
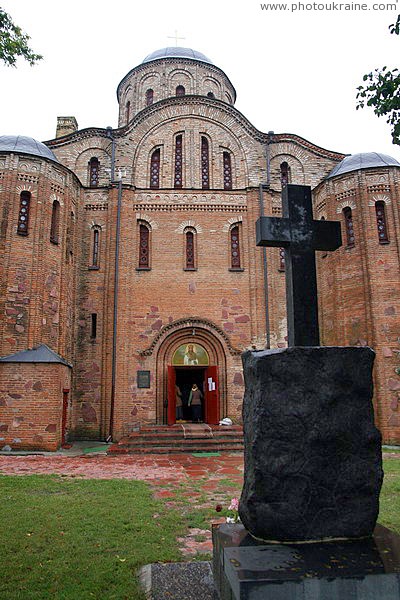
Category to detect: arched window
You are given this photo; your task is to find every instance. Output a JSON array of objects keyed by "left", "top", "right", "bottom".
[
  {"left": 230, "top": 225, "right": 241, "bottom": 269},
  {"left": 223, "top": 151, "right": 232, "bottom": 190},
  {"left": 176, "top": 85, "right": 185, "bottom": 97},
  {"left": 278, "top": 247, "right": 285, "bottom": 271},
  {"left": 138, "top": 223, "right": 151, "bottom": 269},
  {"left": 146, "top": 89, "right": 154, "bottom": 106},
  {"left": 150, "top": 148, "right": 160, "bottom": 189},
  {"left": 50, "top": 200, "right": 60, "bottom": 244},
  {"left": 375, "top": 201, "right": 389, "bottom": 243},
  {"left": 201, "top": 136, "right": 210, "bottom": 190},
  {"left": 280, "top": 162, "right": 290, "bottom": 186},
  {"left": 174, "top": 135, "right": 183, "bottom": 189},
  {"left": 126, "top": 101, "right": 130, "bottom": 124},
  {"left": 343, "top": 207, "right": 355, "bottom": 248},
  {"left": 184, "top": 229, "right": 196, "bottom": 269},
  {"left": 90, "top": 227, "right": 101, "bottom": 268},
  {"left": 17, "top": 191, "right": 31, "bottom": 236},
  {"left": 89, "top": 157, "right": 100, "bottom": 187}
]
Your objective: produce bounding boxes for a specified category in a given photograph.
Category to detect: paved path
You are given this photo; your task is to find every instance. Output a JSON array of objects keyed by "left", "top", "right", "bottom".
[{"left": 0, "top": 449, "right": 244, "bottom": 557}]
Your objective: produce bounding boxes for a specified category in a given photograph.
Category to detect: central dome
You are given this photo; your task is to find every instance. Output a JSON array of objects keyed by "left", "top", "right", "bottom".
[{"left": 142, "top": 47, "right": 213, "bottom": 65}]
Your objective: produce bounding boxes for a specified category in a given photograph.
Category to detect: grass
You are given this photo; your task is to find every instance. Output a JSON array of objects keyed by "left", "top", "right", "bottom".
[
  {"left": 379, "top": 457, "right": 400, "bottom": 533},
  {"left": 0, "top": 475, "right": 185, "bottom": 600},
  {"left": 0, "top": 457, "right": 399, "bottom": 599}
]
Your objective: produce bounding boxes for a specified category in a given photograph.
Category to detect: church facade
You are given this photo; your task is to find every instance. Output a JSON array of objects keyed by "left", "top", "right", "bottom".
[{"left": 0, "top": 47, "right": 399, "bottom": 450}]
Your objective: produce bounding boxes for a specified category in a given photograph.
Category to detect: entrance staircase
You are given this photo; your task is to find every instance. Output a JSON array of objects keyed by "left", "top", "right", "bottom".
[{"left": 107, "top": 424, "right": 244, "bottom": 454}]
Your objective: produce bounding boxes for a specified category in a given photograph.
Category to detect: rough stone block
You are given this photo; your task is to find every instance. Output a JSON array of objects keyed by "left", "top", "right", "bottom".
[{"left": 239, "top": 347, "right": 383, "bottom": 542}]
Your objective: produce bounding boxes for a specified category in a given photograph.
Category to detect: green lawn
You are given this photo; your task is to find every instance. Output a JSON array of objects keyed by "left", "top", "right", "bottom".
[
  {"left": 378, "top": 458, "right": 400, "bottom": 533},
  {"left": 0, "top": 457, "right": 399, "bottom": 600},
  {"left": 0, "top": 476, "right": 185, "bottom": 600}
]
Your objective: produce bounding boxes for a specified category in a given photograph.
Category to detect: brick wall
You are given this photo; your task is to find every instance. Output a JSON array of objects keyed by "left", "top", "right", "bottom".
[{"left": 0, "top": 362, "right": 71, "bottom": 451}]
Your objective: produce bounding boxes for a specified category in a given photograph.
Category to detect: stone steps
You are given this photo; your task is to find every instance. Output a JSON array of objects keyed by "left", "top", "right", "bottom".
[{"left": 107, "top": 424, "right": 244, "bottom": 454}]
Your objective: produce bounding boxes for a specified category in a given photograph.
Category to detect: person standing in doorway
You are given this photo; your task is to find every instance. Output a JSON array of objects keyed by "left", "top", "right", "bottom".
[
  {"left": 175, "top": 384, "right": 183, "bottom": 422},
  {"left": 188, "top": 383, "right": 203, "bottom": 422}
]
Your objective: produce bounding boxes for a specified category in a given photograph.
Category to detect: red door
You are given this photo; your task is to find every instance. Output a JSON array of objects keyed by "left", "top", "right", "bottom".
[
  {"left": 61, "top": 389, "right": 69, "bottom": 446},
  {"left": 167, "top": 366, "right": 176, "bottom": 425},
  {"left": 204, "top": 366, "right": 219, "bottom": 424}
]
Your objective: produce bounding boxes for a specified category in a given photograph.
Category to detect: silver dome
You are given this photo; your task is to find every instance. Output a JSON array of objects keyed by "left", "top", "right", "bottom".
[
  {"left": 0, "top": 135, "right": 58, "bottom": 162},
  {"left": 328, "top": 152, "right": 400, "bottom": 178},
  {"left": 142, "top": 47, "right": 213, "bottom": 65}
]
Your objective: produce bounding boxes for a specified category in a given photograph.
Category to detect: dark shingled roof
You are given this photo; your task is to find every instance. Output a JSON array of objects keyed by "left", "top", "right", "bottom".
[{"left": 0, "top": 344, "right": 71, "bottom": 367}]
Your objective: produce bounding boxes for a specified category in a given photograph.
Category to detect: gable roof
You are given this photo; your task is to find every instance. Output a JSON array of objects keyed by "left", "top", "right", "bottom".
[{"left": 0, "top": 344, "right": 72, "bottom": 367}]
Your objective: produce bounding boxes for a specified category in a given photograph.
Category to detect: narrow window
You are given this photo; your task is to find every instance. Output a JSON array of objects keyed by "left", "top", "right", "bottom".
[
  {"left": 176, "top": 85, "right": 185, "bottom": 97},
  {"left": 17, "top": 191, "right": 31, "bottom": 236},
  {"left": 91, "top": 313, "right": 97, "bottom": 339},
  {"left": 278, "top": 247, "right": 285, "bottom": 271},
  {"left": 185, "top": 230, "right": 195, "bottom": 269},
  {"left": 126, "top": 101, "right": 130, "bottom": 124},
  {"left": 50, "top": 200, "right": 60, "bottom": 244},
  {"left": 138, "top": 223, "right": 150, "bottom": 269},
  {"left": 91, "top": 228, "right": 100, "bottom": 268},
  {"left": 223, "top": 152, "right": 232, "bottom": 190},
  {"left": 146, "top": 89, "right": 154, "bottom": 106},
  {"left": 343, "top": 207, "right": 355, "bottom": 248},
  {"left": 201, "top": 136, "right": 210, "bottom": 189},
  {"left": 375, "top": 201, "right": 389, "bottom": 243},
  {"left": 174, "top": 135, "right": 183, "bottom": 189},
  {"left": 230, "top": 225, "right": 241, "bottom": 269},
  {"left": 89, "top": 157, "right": 100, "bottom": 187},
  {"left": 280, "top": 162, "right": 290, "bottom": 186},
  {"left": 150, "top": 148, "right": 160, "bottom": 189}
]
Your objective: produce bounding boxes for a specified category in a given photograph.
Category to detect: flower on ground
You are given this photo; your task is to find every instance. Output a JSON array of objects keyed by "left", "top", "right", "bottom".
[
  {"left": 215, "top": 498, "right": 240, "bottom": 523},
  {"left": 229, "top": 498, "right": 239, "bottom": 511}
]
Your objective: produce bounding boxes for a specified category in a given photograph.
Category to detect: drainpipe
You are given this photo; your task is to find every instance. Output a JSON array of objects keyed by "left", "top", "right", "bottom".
[
  {"left": 259, "top": 183, "right": 270, "bottom": 349},
  {"left": 108, "top": 172, "right": 123, "bottom": 442},
  {"left": 106, "top": 126, "right": 115, "bottom": 183},
  {"left": 259, "top": 132, "right": 274, "bottom": 349}
]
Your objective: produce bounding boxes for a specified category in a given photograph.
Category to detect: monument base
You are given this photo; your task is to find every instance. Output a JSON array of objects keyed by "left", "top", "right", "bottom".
[{"left": 213, "top": 523, "right": 400, "bottom": 600}]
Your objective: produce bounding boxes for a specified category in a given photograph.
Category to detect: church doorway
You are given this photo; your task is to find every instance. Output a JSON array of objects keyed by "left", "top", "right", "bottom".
[
  {"left": 155, "top": 321, "right": 228, "bottom": 426},
  {"left": 167, "top": 365, "right": 219, "bottom": 425}
]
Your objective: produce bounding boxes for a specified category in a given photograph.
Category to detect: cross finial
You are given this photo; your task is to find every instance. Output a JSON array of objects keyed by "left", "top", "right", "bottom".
[{"left": 167, "top": 30, "right": 186, "bottom": 46}]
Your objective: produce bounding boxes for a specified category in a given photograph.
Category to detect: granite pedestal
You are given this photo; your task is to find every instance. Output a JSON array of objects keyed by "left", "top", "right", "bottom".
[{"left": 213, "top": 523, "right": 400, "bottom": 600}]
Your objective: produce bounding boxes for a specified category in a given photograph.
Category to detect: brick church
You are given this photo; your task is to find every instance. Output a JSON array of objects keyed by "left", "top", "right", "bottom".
[{"left": 1, "top": 46, "right": 399, "bottom": 450}]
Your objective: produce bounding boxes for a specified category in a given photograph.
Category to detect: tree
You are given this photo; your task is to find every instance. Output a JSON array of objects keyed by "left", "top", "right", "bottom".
[
  {"left": 0, "top": 7, "right": 42, "bottom": 67},
  {"left": 356, "top": 15, "right": 400, "bottom": 146}
]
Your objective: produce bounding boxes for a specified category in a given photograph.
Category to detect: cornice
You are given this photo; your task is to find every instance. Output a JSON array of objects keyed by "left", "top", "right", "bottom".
[{"left": 43, "top": 97, "right": 346, "bottom": 162}]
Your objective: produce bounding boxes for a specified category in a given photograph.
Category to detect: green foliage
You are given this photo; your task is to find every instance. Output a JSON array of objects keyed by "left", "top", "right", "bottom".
[
  {"left": 356, "top": 15, "right": 400, "bottom": 145},
  {"left": 0, "top": 475, "right": 185, "bottom": 600},
  {"left": 0, "top": 7, "right": 42, "bottom": 67}
]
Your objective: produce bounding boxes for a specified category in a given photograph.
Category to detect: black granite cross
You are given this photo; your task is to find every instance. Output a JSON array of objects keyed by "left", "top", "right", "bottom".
[{"left": 256, "top": 184, "right": 342, "bottom": 346}]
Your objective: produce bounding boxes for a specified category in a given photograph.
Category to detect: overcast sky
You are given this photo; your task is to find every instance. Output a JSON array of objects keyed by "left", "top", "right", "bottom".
[{"left": 1, "top": 0, "right": 399, "bottom": 160}]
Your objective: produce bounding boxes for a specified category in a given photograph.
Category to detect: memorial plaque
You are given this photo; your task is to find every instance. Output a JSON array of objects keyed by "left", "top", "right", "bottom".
[{"left": 137, "top": 370, "right": 150, "bottom": 388}]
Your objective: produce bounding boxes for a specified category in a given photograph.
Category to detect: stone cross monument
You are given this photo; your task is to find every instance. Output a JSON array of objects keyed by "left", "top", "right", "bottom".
[
  {"left": 256, "top": 184, "right": 342, "bottom": 346},
  {"left": 238, "top": 184, "right": 383, "bottom": 543}
]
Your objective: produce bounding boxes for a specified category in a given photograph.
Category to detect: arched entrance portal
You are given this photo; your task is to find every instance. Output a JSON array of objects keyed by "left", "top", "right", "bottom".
[
  {"left": 155, "top": 322, "right": 228, "bottom": 425},
  {"left": 167, "top": 342, "right": 218, "bottom": 425}
]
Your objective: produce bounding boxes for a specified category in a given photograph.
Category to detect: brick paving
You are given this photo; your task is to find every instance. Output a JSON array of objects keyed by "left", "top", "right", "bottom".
[{"left": 0, "top": 450, "right": 244, "bottom": 557}]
